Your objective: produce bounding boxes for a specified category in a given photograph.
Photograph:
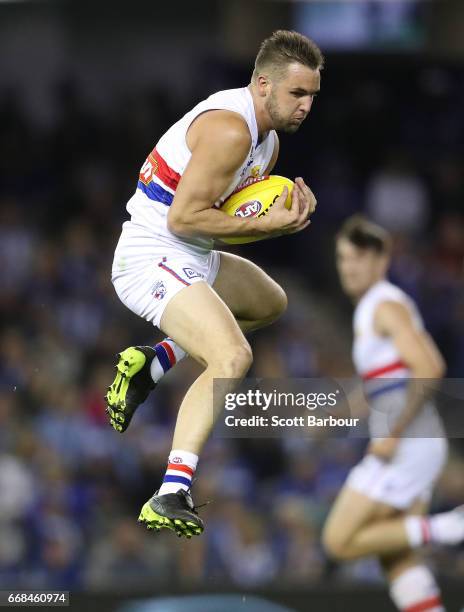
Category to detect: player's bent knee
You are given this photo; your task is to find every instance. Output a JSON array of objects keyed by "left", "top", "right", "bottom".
[
  {"left": 321, "top": 525, "right": 350, "bottom": 561},
  {"left": 215, "top": 342, "right": 253, "bottom": 378},
  {"left": 271, "top": 285, "right": 288, "bottom": 320},
  {"left": 226, "top": 342, "right": 253, "bottom": 377},
  {"left": 257, "top": 285, "right": 287, "bottom": 326}
]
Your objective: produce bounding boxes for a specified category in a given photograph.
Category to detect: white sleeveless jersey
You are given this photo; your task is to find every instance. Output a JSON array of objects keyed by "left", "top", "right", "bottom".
[
  {"left": 353, "top": 279, "right": 444, "bottom": 437},
  {"left": 353, "top": 279, "right": 422, "bottom": 383},
  {"left": 126, "top": 87, "right": 276, "bottom": 252}
]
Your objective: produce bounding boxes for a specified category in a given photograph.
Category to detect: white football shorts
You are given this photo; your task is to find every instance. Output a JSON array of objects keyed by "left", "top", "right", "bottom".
[
  {"left": 346, "top": 436, "right": 448, "bottom": 510},
  {"left": 111, "top": 220, "right": 220, "bottom": 329}
]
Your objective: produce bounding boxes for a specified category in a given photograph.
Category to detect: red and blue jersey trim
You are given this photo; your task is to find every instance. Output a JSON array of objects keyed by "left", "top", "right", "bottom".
[
  {"left": 362, "top": 359, "right": 409, "bottom": 399},
  {"left": 366, "top": 379, "right": 408, "bottom": 399},
  {"left": 137, "top": 148, "right": 181, "bottom": 206},
  {"left": 362, "top": 360, "right": 407, "bottom": 381},
  {"left": 137, "top": 180, "right": 174, "bottom": 205}
]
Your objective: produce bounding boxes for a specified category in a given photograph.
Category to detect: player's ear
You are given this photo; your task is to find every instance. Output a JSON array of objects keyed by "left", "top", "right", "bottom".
[{"left": 256, "top": 74, "right": 271, "bottom": 97}]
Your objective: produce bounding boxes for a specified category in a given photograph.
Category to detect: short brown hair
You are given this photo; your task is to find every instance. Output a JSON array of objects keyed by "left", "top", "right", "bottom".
[
  {"left": 337, "top": 215, "right": 392, "bottom": 255},
  {"left": 253, "top": 30, "right": 324, "bottom": 80}
]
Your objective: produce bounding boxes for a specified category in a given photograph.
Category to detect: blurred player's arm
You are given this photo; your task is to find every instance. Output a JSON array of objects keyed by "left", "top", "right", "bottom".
[
  {"left": 374, "top": 300, "right": 446, "bottom": 439},
  {"left": 167, "top": 112, "right": 308, "bottom": 239},
  {"left": 346, "top": 384, "right": 370, "bottom": 420}
]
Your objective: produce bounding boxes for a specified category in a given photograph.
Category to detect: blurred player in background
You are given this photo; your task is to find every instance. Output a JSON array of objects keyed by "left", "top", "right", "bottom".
[
  {"left": 323, "top": 215, "right": 464, "bottom": 612},
  {"left": 105, "top": 31, "right": 321, "bottom": 538}
]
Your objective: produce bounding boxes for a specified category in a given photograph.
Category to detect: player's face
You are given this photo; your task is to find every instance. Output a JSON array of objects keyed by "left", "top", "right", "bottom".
[
  {"left": 336, "top": 239, "right": 387, "bottom": 299},
  {"left": 266, "top": 63, "right": 320, "bottom": 133}
]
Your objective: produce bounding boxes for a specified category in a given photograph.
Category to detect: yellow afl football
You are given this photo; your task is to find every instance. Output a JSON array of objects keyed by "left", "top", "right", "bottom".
[{"left": 219, "top": 175, "right": 294, "bottom": 244}]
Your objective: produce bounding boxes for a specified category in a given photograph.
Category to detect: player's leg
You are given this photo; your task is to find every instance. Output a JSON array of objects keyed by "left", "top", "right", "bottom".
[
  {"left": 323, "top": 436, "right": 464, "bottom": 559},
  {"left": 322, "top": 485, "right": 402, "bottom": 560},
  {"left": 159, "top": 280, "right": 252, "bottom": 452},
  {"left": 323, "top": 490, "right": 446, "bottom": 610},
  {"left": 140, "top": 252, "right": 286, "bottom": 395},
  {"left": 213, "top": 251, "right": 288, "bottom": 333},
  {"left": 381, "top": 501, "right": 445, "bottom": 612},
  {"left": 105, "top": 338, "right": 187, "bottom": 432},
  {"left": 106, "top": 251, "right": 286, "bottom": 431},
  {"left": 139, "top": 251, "right": 287, "bottom": 396},
  {"left": 138, "top": 280, "right": 253, "bottom": 536},
  {"left": 323, "top": 484, "right": 464, "bottom": 560}
]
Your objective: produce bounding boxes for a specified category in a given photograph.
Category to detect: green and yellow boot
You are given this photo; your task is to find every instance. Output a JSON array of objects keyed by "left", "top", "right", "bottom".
[{"left": 105, "top": 346, "right": 156, "bottom": 432}]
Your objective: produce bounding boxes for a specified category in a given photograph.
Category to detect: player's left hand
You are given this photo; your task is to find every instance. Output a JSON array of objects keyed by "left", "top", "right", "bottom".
[
  {"left": 367, "top": 437, "right": 399, "bottom": 461},
  {"left": 294, "top": 177, "right": 317, "bottom": 217}
]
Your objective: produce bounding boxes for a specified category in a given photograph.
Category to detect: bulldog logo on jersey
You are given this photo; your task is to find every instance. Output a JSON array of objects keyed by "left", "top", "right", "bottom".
[{"left": 151, "top": 280, "right": 167, "bottom": 300}]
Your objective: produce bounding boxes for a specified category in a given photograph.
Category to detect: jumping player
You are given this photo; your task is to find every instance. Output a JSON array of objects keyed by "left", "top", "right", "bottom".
[
  {"left": 105, "top": 31, "right": 322, "bottom": 538},
  {"left": 323, "top": 215, "right": 464, "bottom": 612}
]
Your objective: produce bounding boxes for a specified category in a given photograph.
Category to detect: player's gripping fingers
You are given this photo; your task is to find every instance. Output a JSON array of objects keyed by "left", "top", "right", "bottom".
[
  {"left": 274, "top": 185, "right": 289, "bottom": 209},
  {"left": 295, "top": 185, "right": 311, "bottom": 225},
  {"left": 298, "top": 186, "right": 306, "bottom": 215},
  {"left": 295, "top": 177, "right": 317, "bottom": 216},
  {"left": 290, "top": 182, "right": 305, "bottom": 217},
  {"left": 289, "top": 185, "right": 304, "bottom": 224},
  {"left": 285, "top": 189, "right": 308, "bottom": 234},
  {"left": 293, "top": 178, "right": 310, "bottom": 220},
  {"left": 307, "top": 188, "right": 317, "bottom": 215}
]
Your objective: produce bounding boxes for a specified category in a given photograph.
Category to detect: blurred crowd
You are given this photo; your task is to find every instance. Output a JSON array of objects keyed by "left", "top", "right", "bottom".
[{"left": 0, "top": 54, "right": 463, "bottom": 591}]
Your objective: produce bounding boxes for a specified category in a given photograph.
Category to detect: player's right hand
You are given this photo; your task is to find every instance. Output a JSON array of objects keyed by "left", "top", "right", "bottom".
[
  {"left": 264, "top": 180, "right": 316, "bottom": 235},
  {"left": 367, "top": 437, "right": 399, "bottom": 462}
]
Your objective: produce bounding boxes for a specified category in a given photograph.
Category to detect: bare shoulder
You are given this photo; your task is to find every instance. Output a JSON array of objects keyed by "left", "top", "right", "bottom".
[
  {"left": 374, "top": 300, "right": 413, "bottom": 335},
  {"left": 187, "top": 110, "right": 251, "bottom": 153}
]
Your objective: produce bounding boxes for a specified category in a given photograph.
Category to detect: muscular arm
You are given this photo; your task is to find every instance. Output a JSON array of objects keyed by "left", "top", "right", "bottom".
[
  {"left": 374, "top": 300, "right": 446, "bottom": 437},
  {"left": 167, "top": 112, "right": 307, "bottom": 240},
  {"left": 167, "top": 111, "right": 264, "bottom": 239}
]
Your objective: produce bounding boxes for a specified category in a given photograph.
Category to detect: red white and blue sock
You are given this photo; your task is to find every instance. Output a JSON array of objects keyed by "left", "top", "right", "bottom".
[
  {"left": 389, "top": 566, "right": 444, "bottom": 612},
  {"left": 150, "top": 338, "right": 187, "bottom": 383},
  {"left": 404, "top": 507, "right": 464, "bottom": 547},
  {"left": 158, "top": 450, "right": 198, "bottom": 495}
]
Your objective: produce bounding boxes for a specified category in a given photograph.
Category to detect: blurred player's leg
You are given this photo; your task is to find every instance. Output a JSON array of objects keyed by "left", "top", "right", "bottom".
[
  {"left": 323, "top": 492, "right": 451, "bottom": 610},
  {"left": 382, "top": 554, "right": 445, "bottom": 612},
  {"left": 322, "top": 486, "right": 400, "bottom": 559},
  {"left": 379, "top": 500, "right": 444, "bottom": 612},
  {"left": 380, "top": 501, "right": 445, "bottom": 612},
  {"left": 323, "top": 486, "right": 464, "bottom": 560}
]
